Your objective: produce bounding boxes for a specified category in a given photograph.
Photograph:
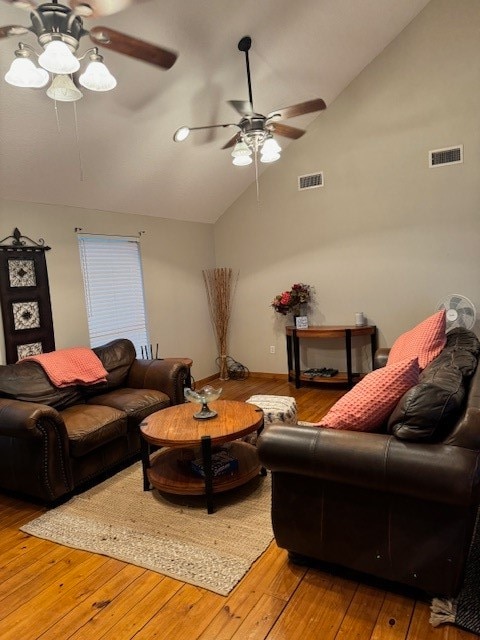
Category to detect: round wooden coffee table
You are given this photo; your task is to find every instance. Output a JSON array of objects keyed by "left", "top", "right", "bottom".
[{"left": 139, "top": 399, "right": 264, "bottom": 513}]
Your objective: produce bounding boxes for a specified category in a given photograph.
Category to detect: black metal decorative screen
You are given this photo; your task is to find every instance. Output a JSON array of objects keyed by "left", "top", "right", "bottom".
[{"left": 0, "top": 228, "right": 55, "bottom": 364}]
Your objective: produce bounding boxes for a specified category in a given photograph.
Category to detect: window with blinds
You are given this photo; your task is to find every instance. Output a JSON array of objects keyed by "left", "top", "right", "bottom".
[{"left": 77, "top": 234, "right": 149, "bottom": 357}]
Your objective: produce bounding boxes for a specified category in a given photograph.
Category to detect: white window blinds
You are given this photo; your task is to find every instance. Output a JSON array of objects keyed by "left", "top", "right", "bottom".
[{"left": 78, "top": 234, "right": 149, "bottom": 356}]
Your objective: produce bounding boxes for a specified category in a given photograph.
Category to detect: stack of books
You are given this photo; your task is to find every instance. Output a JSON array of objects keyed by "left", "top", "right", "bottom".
[{"left": 190, "top": 448, "right": 239, "bottom": 478}]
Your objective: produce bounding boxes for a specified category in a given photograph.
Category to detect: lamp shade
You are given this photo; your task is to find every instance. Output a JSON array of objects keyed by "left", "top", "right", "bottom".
[
  {"left": 4, "top": 57, "right": 49, "bottom": 88},
  {"left": 79, "top": 60, "right": 117, "bottom": 91},
  {"left": 260, "top": 152, "right": 280, "bottom": 163},
  {"left": 46, "top": 74, "right": 83, "bottom": 102},
  {"left": 260, "top": 136, "right": 281, "bottom": 163},
  {"left": 232, "top": 154, "right": 253, "bottom": 166},
  {"left": 38, "top": 41, "right": 80, "bottom": 74},
  {"left": 261, "top": 137, "right": 281, "bottom": 155},
  {"left": 173, "top": 126, "right": 190, "bottom": 142},
  {"left": 232, "top": 140, "right": 253, "bottom": 166}
]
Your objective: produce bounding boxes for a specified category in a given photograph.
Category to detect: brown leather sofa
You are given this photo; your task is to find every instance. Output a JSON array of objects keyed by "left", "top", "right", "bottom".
[
  {"left": 0, "top": 339, "right": 190, "bottom": 503},
  {"left": 257, "top": 328, "right": 480, "bottom": 597}
]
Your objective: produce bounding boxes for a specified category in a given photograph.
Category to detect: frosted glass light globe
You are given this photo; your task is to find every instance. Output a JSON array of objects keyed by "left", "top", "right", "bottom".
[
  {"left": 5, "top": 57, "right": 49, "bottom": 88},
  {"left": 79, "top": 61, "right": 117, "bottom": 92},
  {"left": 39, "top": 41, "right": 80, "bottom": 74}
]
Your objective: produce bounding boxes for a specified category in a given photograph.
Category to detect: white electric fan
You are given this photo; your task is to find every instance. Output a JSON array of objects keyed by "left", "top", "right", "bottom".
[{"left": 436, "top": 294, "right": 477, "bottom": 332}]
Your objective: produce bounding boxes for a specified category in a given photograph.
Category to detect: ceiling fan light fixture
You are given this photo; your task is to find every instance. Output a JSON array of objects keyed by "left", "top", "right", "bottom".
[
  {"left": 260, "top": 151, "right": 281, "bottom": 164},
  {"left": 38, "top": 40, "right": 80, "bottom": 75},
  {"left": 261, "top": 136, "right": 281, "bottom": 155},
  {"left": 46, "top": 74, "right": 83, "bottom": 102},
  {"left": 79, "top": 60, "right": 117, "bottom": 92},
  {"left": 231, "top": 140, "right": 253, "bottom": 166},
  {"left": 232, "top": 155, "right": 253, "bottom": 166},
  {"left": 231, "top": 140, "right": 252, "bottom": 156},
  {"left": 173, "top": 126, "right": 190, "bottom": 142},
  {"left": 4, "top": 56, "right": 49, "bottom": 88},
  {"left": 260, "top": 136, "right": 281, "bottom": 163}
]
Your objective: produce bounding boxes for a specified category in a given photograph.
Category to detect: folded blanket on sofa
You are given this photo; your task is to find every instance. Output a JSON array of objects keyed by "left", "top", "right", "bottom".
[{"left": 22, "top": 347, "right": 108, "bottom": 388}]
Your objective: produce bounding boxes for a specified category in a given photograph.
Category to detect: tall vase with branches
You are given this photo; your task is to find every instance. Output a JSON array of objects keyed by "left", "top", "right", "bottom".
[{"left": 202, "top": 268, "right": 238, "bottom": 380}]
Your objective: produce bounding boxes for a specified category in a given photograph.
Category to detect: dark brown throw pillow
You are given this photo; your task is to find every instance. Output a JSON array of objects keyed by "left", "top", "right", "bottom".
[
  {"left": 387, "top": 372, "right": 464, "bottom": 442},
  {"left": 388, "top": 328, "right": 479, "bottom": 442}
]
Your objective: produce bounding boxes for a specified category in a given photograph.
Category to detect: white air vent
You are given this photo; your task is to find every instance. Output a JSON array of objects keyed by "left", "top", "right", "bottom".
[
  {"left": 298, "top": 172, "right": 324, "bottom": 190},
  {"left": 429, "top": 145, "right": 463, "bottom": 168}
]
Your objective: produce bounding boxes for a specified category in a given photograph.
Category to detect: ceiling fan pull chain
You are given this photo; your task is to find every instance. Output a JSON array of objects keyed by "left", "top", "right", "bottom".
[
  {"left": 254, "top": 149, "right": 260, "bottom": 205},
  {"left": 73, "top": 100, "right": 84, "bottom": 182},
  {"left": 53, "top": 99, "right": 61, "bottom": 134}
]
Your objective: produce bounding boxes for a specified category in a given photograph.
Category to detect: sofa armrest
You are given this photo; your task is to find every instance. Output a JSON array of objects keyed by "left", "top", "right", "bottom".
[
  {"left": 126, "top": 358, "right": 189, "bottom": 405},
  {"left": 0, "top": 398, "right": 72, "bottom": 501},
  {"left": 0, "top": 398, "right": 67, "bottom": 439},
  {"left": 374, "top": 348, "right": 390, "bottom": 369},
  {"left": 257, "top": 424, "right": 480, "bottom": 506}
]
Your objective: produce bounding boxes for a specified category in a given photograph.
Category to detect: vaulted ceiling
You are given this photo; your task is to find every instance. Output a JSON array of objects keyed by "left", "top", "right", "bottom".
[{"left": 0, "top": 0, "right": 431, "bottom": 223}]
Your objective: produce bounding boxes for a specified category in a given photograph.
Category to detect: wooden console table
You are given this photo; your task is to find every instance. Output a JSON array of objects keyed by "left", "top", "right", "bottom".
[{"left": 286, "top": 325, "right": 377, "bottom": 388}]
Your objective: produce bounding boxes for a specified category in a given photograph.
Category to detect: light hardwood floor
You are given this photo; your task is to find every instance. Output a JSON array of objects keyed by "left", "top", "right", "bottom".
[{"left": 0, "top": 376, "right": 476, "bottom": 639}]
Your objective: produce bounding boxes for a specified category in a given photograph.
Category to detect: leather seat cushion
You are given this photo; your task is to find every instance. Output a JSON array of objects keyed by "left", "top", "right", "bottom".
[
  {"left": 61, "top": 404, "right": 127, "bottom": 457},
  {"left": 86, "top": 388, "right": 170, "bottom": 428}
]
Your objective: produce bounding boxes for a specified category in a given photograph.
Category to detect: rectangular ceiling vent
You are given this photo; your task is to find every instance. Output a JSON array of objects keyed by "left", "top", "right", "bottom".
[
  {"left": 429, "top": 145, "right": 463, "bottom": 168},
  {"left": 298, "top": 172, "right": 324, "bottom": 191}
]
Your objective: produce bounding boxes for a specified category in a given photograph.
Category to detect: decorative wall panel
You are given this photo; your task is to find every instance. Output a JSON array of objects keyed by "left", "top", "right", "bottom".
[{"left": 0, "top": 228, "right": 55, "bottom": 364}]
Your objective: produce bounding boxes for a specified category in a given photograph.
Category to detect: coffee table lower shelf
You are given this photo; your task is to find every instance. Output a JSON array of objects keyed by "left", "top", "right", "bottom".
[{"left": 146, "top": 440, "right": 261, "bottom": 496}]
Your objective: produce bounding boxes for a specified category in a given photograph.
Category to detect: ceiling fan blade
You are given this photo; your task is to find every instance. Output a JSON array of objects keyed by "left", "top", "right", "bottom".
[
  {"left": 0, "top": 24, "right": 30, "bottom": 38},
  {"left": 228, "top": 100, "right": 255, "bottom": 117},
  {"left": 221, "top": 133, "right": 241, "bottom": 150},
  {"left": 270, "top": 122, "right": 305, "bottom": 140},
  {"left": 267, "top": 98, "right": 326, "bottom": 121},
  {"left": 89, "top": 26, "right": 177, "bottom": 69},
  {"left": 70, "top": 0, "right": 139, "bottom": 17}
]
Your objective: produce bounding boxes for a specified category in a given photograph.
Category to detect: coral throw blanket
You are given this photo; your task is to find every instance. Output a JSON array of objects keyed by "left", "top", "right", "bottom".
[{"left": 23, "top": 347, "right": 108, "bottom": 388}]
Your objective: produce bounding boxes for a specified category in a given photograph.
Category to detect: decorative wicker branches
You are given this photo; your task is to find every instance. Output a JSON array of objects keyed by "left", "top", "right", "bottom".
[{"left": 203, "top": 268, "right": 238, "bottom": 380}]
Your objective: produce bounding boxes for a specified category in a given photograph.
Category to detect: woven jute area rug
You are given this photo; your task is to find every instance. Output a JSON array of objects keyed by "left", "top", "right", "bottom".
[{"left": 21, "top": 462, "right": 274, "bottom": 596}]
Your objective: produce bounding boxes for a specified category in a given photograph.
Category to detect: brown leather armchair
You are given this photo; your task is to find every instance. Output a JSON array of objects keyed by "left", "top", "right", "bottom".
[
  {"left": 0, "top": 339, "right": 190, "bottom": 503},
  {"left": 258, "top": 328, "right": 480, "bottom": 597}
]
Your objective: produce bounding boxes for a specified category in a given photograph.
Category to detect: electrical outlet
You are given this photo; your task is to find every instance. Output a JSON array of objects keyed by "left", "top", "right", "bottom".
[{"left": 270, "top": 345, "right": 275, "bottom": 354}]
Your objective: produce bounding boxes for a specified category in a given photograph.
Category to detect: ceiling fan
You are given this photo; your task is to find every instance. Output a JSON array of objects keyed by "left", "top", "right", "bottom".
[
  {"left": 173, "top": 35, "right": 326, "bottom": 166},
  {"left": 0, "top": 0, "right": 177, "bottom": 99}
]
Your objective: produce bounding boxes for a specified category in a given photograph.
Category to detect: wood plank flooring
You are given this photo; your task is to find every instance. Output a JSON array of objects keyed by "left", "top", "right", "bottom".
[{"left": 0, "top": 376, "right": 477, "bottom": 639}]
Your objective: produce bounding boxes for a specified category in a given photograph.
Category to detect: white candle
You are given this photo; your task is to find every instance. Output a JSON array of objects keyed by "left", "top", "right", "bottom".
[{"left": 355, "top": 312, "right": 365, "bottom": 326}]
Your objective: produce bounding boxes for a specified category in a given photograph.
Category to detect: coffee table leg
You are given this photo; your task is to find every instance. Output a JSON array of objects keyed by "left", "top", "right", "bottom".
[
  {"left": 201, "top": 435, "right": 214, "bottom": 514},
  {"left": 140, "top": 437, "right": 151, "bottom": 491}
]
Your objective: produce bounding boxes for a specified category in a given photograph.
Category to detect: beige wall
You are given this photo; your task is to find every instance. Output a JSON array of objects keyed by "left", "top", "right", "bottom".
[
  {"left": 214, "top": 0, "right": 480, "bottom": 375},
  {"left": 1, "top": 0, "right": 478, "bottom": 380},
  {"left": 0, "top": 200, "right": 217, "bottom": 380}
]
